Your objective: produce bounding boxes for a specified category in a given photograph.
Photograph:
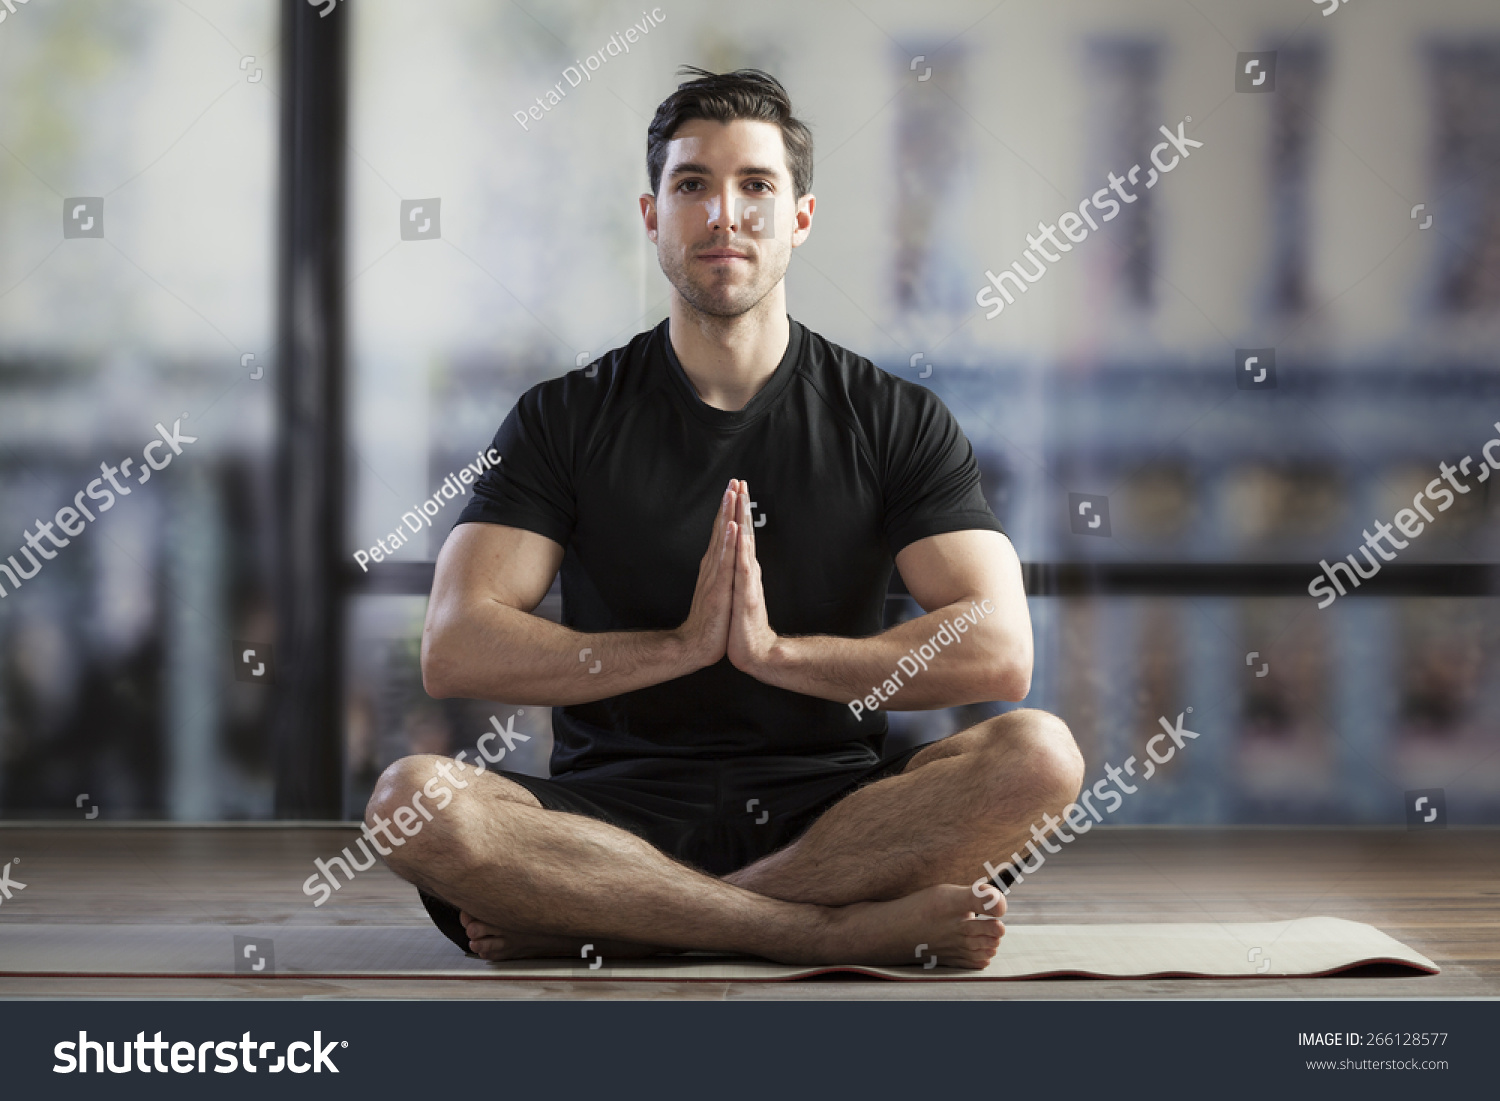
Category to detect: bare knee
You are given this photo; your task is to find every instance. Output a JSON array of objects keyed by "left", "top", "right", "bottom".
[
  {"left": 366, "top": 754, "right": 543, "bottom": 885},
  {"left": 365, "top": 754, "right": 459, "bottom": 876},
  {"left": 974, "top": 709, "right": 1085, "bottom": 809},
  {"left": 368, "top": 755, "right": 445, "bottom": 824}
]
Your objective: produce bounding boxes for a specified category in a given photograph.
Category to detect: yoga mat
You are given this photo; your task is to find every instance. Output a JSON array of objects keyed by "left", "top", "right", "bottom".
[{"left": 0, "top": 916, "right": 1437, "bottom": 980}]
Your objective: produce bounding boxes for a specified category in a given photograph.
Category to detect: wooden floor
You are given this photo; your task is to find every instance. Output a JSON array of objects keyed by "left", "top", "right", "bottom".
[{"left": 0, "top": 825, "right": 1494, "bottom": 1000}]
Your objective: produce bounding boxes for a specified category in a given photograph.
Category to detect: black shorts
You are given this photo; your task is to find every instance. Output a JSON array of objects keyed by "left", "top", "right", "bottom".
[{"left": 417, "top": 742, "right": 927, "bottom": 953}]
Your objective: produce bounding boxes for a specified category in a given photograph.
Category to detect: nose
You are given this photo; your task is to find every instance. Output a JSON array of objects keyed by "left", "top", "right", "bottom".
[{"left": 707, "top": 185, "right": 739, "bottom": 234}]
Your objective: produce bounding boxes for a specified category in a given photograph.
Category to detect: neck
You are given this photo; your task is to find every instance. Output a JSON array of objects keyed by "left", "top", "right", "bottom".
[{"left": 668, "top": 287, "right": 789, "bottom": 412}]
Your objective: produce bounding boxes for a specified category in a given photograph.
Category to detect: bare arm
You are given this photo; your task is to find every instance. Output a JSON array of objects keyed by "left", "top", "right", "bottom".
[
  {"left": 422, "top": 481, "right": 744, "bottom": 704},
  {"left": 727, "top": 482, "right": 1032, "bottom": 708}
]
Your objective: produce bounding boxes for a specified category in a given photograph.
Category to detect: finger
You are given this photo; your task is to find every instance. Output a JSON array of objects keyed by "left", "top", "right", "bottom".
[
  {"left": 738, "top": 482, "right": 754, "bottom": 550},
  {"left": 713, "top": 483, "right": 734, "bottom": 540},
  {"left": 721, "top": 520, "right": 739, "bottom": 582},
  {"left": 742, "top": 523, "right": 763, "bottom": 596},
  {"left": 736, "top": 511, "right": 754, "bottom": 577},
  {"left": 702, "top": 484, "right": 736, "bottom": 575},
  {"left": 700, "top": 488, "right": 730, "bottom": 570}
]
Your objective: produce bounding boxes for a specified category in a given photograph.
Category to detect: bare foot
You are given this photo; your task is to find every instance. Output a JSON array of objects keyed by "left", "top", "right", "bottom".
[
  {"left": 457, "top": 910, "right": 668, "bottom": 963},
  {"left": 807, "top": 883, "right": 1007, "bottom": 970}
]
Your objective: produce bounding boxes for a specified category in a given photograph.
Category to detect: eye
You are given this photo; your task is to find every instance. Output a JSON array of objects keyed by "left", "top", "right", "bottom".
[
  {"left": 745, "top": 180, "right": 771, "bottom": 193},
  {"left": 678, "top": 179, "right": 703, "bottom": 192}
]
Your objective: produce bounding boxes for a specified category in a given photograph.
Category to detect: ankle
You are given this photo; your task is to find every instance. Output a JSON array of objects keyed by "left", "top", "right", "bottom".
[
  {"left": 798, "top": 899, "right": 854, "bottom": 962},
  {"left": 740, "top": 898, "right": 837, "bottom": 964}
]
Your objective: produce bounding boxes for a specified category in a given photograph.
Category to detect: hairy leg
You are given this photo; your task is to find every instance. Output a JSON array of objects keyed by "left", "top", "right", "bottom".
[
  {"left": 724, "top": 708, "right": 1084, "bottom": 905},
  {"left": 368, "top": 755, "right": 1005, "bottom": 968},
  {"left": 421, "top": 776, "right": 670, "bottom": 961}
]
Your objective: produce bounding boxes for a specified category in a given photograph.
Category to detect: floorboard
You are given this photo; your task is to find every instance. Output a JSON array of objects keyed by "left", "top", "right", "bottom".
[{"left": 0, "top": 825, "right": 1493, "bottom": 1000}]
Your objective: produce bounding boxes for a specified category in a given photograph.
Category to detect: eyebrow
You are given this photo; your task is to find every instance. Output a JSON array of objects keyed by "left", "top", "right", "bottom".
[{"left": 667, "top": 161, "right": 784, "bottom": 183}]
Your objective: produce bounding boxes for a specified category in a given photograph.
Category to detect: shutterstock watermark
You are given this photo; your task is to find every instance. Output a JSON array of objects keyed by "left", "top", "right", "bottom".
[
  {"left": 353, "top": 447, "right": 500, "bottom": 572},
  {"left": 1309, "top": 421, "right": 1500, "bottom": 608},
  {"left": 848, "top": 599, "right": 995, "bottom": 721},
  {"left": 54, "top": 1031, "right": 345, "bottom": 1074},
  {"left": 0, "top": 0, "right": 33, "bottom": 28},
  {"left": 970, "top": 710, "right": 1203, "bottom": 908},
  {"left": 975, "top": 115, "right": 1203, "bottom": 320},
  {"left": 513, "top": 8, "right": 666, "bottom": 131},
  {"left": 0, "top": 416, "right": 199, "bottom": 601},
  {"left": 303, "top": 713, "right": 530, "bottom": 905},
  {"left": 0, "top": 857, "right": 25, "bottom": 905}
]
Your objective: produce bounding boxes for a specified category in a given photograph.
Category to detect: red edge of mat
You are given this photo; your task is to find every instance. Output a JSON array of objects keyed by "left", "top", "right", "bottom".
[{"left": 0, "top": 957, "right": 1440, "bottom": 983}]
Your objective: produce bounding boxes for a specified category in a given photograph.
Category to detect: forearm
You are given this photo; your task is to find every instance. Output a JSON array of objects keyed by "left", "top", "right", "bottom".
[
  {"left": 422, "top": 598, "right": 700, "bottom": 705},
  {"left": 752, "top": 598, "right": 1029, "bottom": 711}
]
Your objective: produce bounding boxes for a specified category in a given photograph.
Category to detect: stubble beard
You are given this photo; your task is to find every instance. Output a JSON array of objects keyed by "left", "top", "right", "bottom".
[{"left": 659, "top": 238, "right": 789, "bottom": 320}]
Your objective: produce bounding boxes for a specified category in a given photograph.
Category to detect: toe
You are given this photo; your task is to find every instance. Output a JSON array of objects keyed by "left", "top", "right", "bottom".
[
  {"left": 965, "top": 940, "right": 1002, "bottom": 966},
  {"left": 469, "top": 935, "right": 507, "bottom": 960},
  {"left": 464, "top": 915, "right": 503, "bottom": 941},
  {"left": 962, "top": 915, "right": 1004, "bottom": 938},
  {"left": 972, "top": 886, "right": 1007, "bottom": 917},
  {"left": 949, "top": 950, "right": 990, "bottom": 970}
]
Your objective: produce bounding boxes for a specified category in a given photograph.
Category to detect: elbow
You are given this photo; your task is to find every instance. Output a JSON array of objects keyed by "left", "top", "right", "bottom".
[
  {"left": 992, "top": 660, "right": 1032, "bottom": 703},
  {"left": 420, "top": 631, "right": 460, "bottom": 699},
  {"left": 421, "top": 660, "right": 455, "bottom": 701},
  {"left": 422, "top": 669, "right": 454, "bottom": 700},
  {"left": 977, "top": 629, "right": 1032, "bottom": 701}
]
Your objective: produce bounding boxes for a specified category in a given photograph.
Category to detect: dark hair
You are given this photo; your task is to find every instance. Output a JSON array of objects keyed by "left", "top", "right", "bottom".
[{"left": 646, "top": 66, "right": 814, "bottom": 199}]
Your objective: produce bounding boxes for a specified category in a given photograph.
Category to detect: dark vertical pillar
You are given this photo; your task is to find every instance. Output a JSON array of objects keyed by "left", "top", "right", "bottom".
[{"left": 272, "top": 0, "right": 348, "bottom": 818}]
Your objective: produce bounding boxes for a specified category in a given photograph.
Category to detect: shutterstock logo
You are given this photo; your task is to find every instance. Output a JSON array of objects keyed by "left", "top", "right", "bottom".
[
  {"left": 64, "top": 197, "right": 104, "bottom": 238},
  {"left": 1236, "top": 52, "right": 1277, "bottom": 92},
  {"left": 1069, "top": 492, "right": 1111, "bottom": 537},
  {"left": 1236, "top": 348, "right": 1277, "bottom": 390},
  {"left": 233, "top": 934, "right": 275, "bottom": 975},
  {"left": 1405, "top": 789, "right": 1446, "bottom": 830},
  {"left": 736, "top": 196, "right": 774, "bottom": 239},
  {"left": 55, "top": 1030, "right": 346, "bottom": 1074},
  {"left": 975, "top": 116, "right": 1203, "bottom": 321},
  {"left": 699, "top": 194, "right": 776, "bottom": 240},
  {"left": 0, "top": 0, "right": 36, "bottom": 26},
  {"left": 233, "top": 641, "right": 275, "bottom": 684},
  {"left": 400, "top": 198, "right": 441, "bottom": 241},
  {"left": 0, "top": 857, "right": 25, "bottom": 905}
]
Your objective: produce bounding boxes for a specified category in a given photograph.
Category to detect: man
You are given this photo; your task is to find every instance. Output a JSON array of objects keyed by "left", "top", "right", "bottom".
[{"left": 368, "top": 67, "right": 1083, "bottom": 969}]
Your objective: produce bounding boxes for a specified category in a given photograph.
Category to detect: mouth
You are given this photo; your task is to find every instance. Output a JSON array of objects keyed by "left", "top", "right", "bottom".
[{"left": 697, "top": 249, "right": 749, "bottom": 263}]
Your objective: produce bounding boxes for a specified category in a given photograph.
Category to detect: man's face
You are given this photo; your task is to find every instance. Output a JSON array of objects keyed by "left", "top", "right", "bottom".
[{"left": 644, "top": 117, "right": 813, "bottom": 318}]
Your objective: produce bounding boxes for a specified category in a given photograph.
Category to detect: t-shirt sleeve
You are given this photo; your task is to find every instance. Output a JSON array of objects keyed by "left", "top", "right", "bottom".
[
  {"left": 455, "top": 381, "right": 576, "bottom": 547},
  {"left": 881, "top": 388, "right": 1005, "bottom": 556}
]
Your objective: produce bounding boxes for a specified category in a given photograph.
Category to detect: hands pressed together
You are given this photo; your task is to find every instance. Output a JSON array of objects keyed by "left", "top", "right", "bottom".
[{"left": 675, "top": 479, "right": 779, "bottom": 677}]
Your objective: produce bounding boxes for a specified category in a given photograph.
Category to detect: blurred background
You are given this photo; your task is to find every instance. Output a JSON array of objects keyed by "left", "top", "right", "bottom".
[{"left": 0, "top": 0, "right": 1496, "bottom": 824}]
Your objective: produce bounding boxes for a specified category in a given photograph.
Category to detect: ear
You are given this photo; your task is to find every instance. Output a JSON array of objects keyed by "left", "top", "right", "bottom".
[
  {"left": 639, "top": 193, "right": 658, "bottom": 241},
  {"left": 790, "top": 193, "right": 815, "bottom": 247}
]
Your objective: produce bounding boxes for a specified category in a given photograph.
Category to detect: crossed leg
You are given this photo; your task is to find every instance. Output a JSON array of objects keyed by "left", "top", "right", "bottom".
[
  {"left": 367, "top": 708, "right": 1082, "bottom": 969},
  {"left": 724, "top": 708, "right": 1084, "bottom": 904}
]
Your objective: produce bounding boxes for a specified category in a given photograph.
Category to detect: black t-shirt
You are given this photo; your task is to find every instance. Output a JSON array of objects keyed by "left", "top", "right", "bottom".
[{"left": 456, "top": 316, "right": 1004, "bottom": 776}]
